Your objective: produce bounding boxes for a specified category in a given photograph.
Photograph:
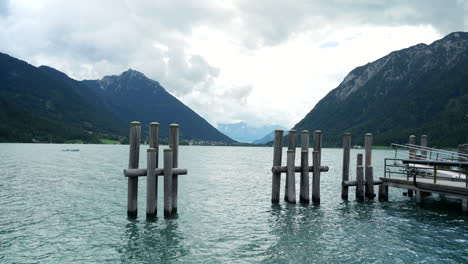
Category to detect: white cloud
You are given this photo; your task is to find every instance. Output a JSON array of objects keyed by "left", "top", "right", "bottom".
[{"left": 0, "top": 0, "right": 466, "bottom": 128}]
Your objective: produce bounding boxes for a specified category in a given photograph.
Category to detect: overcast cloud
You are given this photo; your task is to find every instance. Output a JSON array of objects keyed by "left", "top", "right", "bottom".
[{"left": 0, "top": 0, "right": 467, "bottom": 128}]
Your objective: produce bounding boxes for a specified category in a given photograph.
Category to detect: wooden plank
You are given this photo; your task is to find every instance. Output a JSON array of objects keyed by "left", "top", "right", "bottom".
[
  {"left": 127, "top": 121, "right": 141, "bottom": 218},
  {"left": 271, "top": 165, "right": 329, "bottom": 173},
  {"left": 146, "top": 148, "right": 157, "bottom": 219},
  {"left": 365, "top": 166, "right": 375, "bottom": 199},
  {"left": 149, "top": 122, "right": 159, "bottom": 167},
  {"left": 169, "top": 124, "right": 179, "bottom": 213},
  {"left": 300, "top": 129, "right": 310, "bottom": 204},
  {"left": 300, "top": 150, "right": 310, "bottom": 203},
  {"left": 312, "top": 150, "right": 321, "bottom": 205},
  {"left": 164, "top": 148, "right": 173, "bottom": 218},
  {"left": 285, "top": 130, "right": 297, "bottom": 201},
  {"left": 344, "top": 180, "right": 382, "bottom": 187},
  {"left": 342, "top": 133, "right": 351, "bottom": 200},
  {"left": 272, "top": 130, "right": 283, "bottom": 203},
  {"left": 124, "top": 168, "right": 188, "bottom": 177},
  {"left": 286, "top": 149, "right": 296, "bottom": 203},
  {"left": 356, "top": 165, "right": 364, "bottom": 201}
]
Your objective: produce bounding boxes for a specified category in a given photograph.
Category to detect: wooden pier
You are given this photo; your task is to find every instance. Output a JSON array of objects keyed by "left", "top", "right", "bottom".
[
  {"left": 123, "top": 121, "right": 188, "bottom": 219},
  {"left": 271, "top": 129, "right": 329, "bottom": 205}
]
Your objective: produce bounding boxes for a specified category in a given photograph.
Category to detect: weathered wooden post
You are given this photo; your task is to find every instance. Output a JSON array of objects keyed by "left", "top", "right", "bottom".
[
  {"left": 300, "top": 130, "right": 310, "bottom": 203},
  {"left": 169, "top": 124, "right": 179, "bottom": 214},
  {"left": 312, "top": 130, "right": 322, "bottom": 205},
  {"left": 285, "top": 130, "right": 297, "bottom": 201},
  {"left": 364, "top": 133, "right": 375, "bottom": 199},
  {"left": 164, "top": 148, "right": 173, "bottom": 218},
  {"left": 421, "top": 135, "right": 427, "bottom": 159},
  {"left": 146, "top": 148, "right": 157, "bottom": 218},
  {"left": 286, "top": 149, "right": 296, "bottom": 203},
  {"left": 272, "top": 130, "right": 284, "bottom": 203},
  {"left": 356, "top": 154, "right": 364, "bottom": 201},
  {"left": 407, "top": 135, "right": 416, "bottom": 197},
  {"left": 127, "top": 121, "right": 141, "bottom": 218},
  {"left": 342, "top": 133, "right": 351, "bottom": 200}
]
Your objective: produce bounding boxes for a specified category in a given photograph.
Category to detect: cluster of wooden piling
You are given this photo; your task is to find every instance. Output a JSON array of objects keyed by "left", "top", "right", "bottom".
[
  {"left": 271, "top": 130, "right": 329, "bottom": 205},
  {"left": 341, "top": 133, "right": 385, "bottom": 201},
  {"left": 124, "top": 122, "right": 187, "bottom": 219}
]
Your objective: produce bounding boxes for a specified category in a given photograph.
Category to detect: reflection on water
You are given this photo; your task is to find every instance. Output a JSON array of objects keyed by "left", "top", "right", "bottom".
[{"left": 120, "top": 219, "right": 188, "bottom": 263}]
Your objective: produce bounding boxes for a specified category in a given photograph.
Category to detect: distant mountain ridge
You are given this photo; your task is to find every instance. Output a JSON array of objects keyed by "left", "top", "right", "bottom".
[
  {"left": 0, "top": 53, "right": 234, "bottom": 143},
  {"left": 218, "top": 122, "right": 286, "bottom": 143},
  {"left": 292, "top": 32, "right": 468, "bottom": 147}
]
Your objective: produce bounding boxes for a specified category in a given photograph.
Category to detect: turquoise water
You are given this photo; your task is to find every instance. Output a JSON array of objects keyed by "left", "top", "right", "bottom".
[{"left": 1, "top": 144, "right": 467, "bottom": 263}]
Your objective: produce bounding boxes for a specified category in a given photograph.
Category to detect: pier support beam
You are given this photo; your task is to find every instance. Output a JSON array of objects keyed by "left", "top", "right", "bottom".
[
  {"left": 312, "top": 130, "right": 322, "bottom": 205},
  {"left": 462, "top": 199, "right": 468, "bottom": 213},
  {"left": 342, "top": 133, "right": 351, "bottom": 200},
  {"left": 169, "top": 124, "right": 179, "bottom": 214},
  {"left": 378, "top": 183, "right": 388, "bottom": 201},
  {"left": 271, "top": 130, "right": 283, "bottom": 203},
  {"left": 127, "top": 121, "right": 141, "bottom": 218},
  {"left": 164, "top": 148, "right": 173, "bottom": 218},
  {"left": 285, "top": 130, "right": 297, "bottom": 201},
  {"left": 300, "top": 130, "right": 310, "bottom": 204},
  {"left": 407, "top": 135, "right": 416, "bottom": 197},
  {"left": 286, "top": 149, "right": 296, "bottom": 203}
]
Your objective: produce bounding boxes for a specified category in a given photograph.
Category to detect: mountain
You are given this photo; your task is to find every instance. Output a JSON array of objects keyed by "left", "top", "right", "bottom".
[
  {"left": 218, "top": 122, "right": 286, "bottom": 143},
  {"left": 0, "top": 52, "right": 126, "bottom": 143},
  {"left": 81, "top": 69, "right": 235, "bottom": 143},
  {"left": 292, "top": 32, "right": 468, "bottom": 148},
  {"left": 253, "top": 130, "right": 289, "bottom": 144}
]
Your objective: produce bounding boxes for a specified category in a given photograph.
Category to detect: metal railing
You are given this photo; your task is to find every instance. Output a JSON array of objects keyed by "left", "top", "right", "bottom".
[{"left": 390, "top": 143, "right": 468, "bottom": 162}]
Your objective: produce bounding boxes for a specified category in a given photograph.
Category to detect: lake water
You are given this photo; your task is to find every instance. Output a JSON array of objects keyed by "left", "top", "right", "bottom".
[{"left": 1, "top": 144, "right": 467, "bottom": 263}]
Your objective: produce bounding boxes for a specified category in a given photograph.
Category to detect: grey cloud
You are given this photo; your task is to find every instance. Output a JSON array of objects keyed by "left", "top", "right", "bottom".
[{"left": 235, "top": 0, "right": 468, "bottom": 47}]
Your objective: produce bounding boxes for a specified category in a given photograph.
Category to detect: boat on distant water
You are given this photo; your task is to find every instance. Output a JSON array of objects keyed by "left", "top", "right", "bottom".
[{"left": 61, "top": 149, "right": 80, "bottom": 152}]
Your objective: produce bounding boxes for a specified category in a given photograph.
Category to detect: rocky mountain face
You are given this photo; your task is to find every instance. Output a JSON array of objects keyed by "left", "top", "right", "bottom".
[
  {"left": 293, "top": 32, "right": 468, "bottom": 147},
  {"left": 0, "top": 52, "right": 125, "bottom": 143},
  {"left": 0, "top": 53, "right": 234, "bottom": 143},
  {"left": 81, "top": 69, "right": 234, "bottom": 143}
]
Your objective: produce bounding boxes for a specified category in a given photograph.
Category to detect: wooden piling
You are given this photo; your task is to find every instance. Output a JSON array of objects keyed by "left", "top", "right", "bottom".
[
  {"left": 364, "top": 133, "right": 372, "bottom": 167},
  {"left": 300, "top": 131, "right": 310, "bottom": 203},
  {"left": 164, "top": 148, "right": 173, "bottom": 218},
  {"left": 286, "top": 149, "right": 296, "bottom": 203},
  {"left": 149, "top": 122, "right": 160, "bottom": 164},
  {"left": 462, "top": 199, "right": 468, "bottom": 213},
  {"left": 146, "top": 148, "right": 157, "bottom": 218},
  {"left": 356, "top": 154, "right": 364, "bottom": 201},
  {"left": 365, "top": 166, "right": 375, "bottom": 199},
  {"left": 314, "top": 130, "right": 322, "bottom": 156},
  {"left": 421, "top": 135, "right": 427, "bottom": 159},
  {"left": 378, "top": 183, "right": 388, "bottom": 202},
  {"left": 408, "top": 135, "right": 416, "bottom": 197},
  {"left": 127, "top": 121, "right": 141, "bottom": 218},
  {"left": 342, "top": 133, "right": 351, "bottom": 200},
  {"left": 272, "top": 130, "right": 284, "bottom": 203},
  {"left": 285, "top": 130, "right": 297, "bottom": 201},
  {"left": 169, "top": 124, "right": 179, "bottom": 214},
  {"left": 312, "top": 151, "right": 321, "bottom": 205}
]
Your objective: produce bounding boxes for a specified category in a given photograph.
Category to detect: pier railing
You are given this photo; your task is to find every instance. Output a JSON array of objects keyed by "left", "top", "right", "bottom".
[
  {"left": 384, "top": 158, "right": 468, "bottom": 187},
  {"left": 390, "top": 143, "right": 468, "bottom": 162}
]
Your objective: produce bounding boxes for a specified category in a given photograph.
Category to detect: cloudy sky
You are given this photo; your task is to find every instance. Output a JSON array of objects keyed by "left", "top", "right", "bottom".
[{"left": 1, "top": 0, "right": 467, "bottom": 128}]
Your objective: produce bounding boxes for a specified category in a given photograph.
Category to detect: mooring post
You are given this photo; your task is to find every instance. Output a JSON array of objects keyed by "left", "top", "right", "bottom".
[
  {"left": 169, "top": 124, "right": 179, "bottom": 214},
  {"left": 364, "top": 133, "right": 375, "bottom": 199},
  {"left": 378, "top": 182, "right": 388, "bottom": 202},
  {"left": 312, "top": 130, "right": 322, "bottom": 205},
  {"left": 421, "top": 135, "right": 427, "bottom": 159},
  {"left": 164, "top": 148, "right": 173, "bottom": 218},
  {"left": 407, "top": 135, "right": 416, "bottom": 197},
  {"left": 272, "top": 130, "right": 284, "bottom": 203},
  {"left": 146, "top": 148, "right": 157, "bottom": 218},
  {"left": 127, "top": 121, "right": 141, "bottom": 218},
  {"left": 300, "top": 130, "right": 310, "bottom": 204},
  {"left": 149, "top": 122, "right": 160, "bottom": 163},
  {"left": 342, "top": 133, "right": 351, "bottom": 200},
  {"left": 356, "top": 154, "right": 364, "bottom": 201},
  {"left": 286, "top": 149, "right": 296, "bottom": 203},
  {"left": 285, "top": 130, "right": 297, "bottom": 201}
]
